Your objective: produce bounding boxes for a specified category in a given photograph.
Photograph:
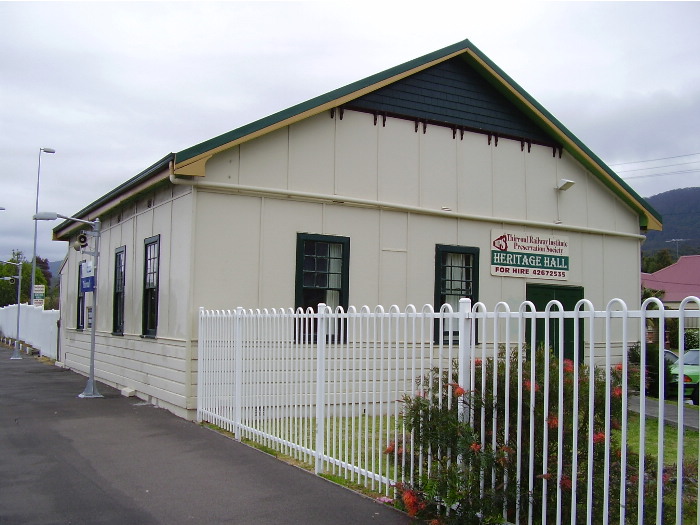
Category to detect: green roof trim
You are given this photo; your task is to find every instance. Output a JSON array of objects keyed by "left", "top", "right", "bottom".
[
  {"left": 174, "top": 39, "right": 475, "bottom": 166},
  {"left": 173, "top": 38, "right": 660, "bottom": 229},
  {"left": 459, "top": 46, "right": 662, "bottom": 228},
  {"left": 52, "top": 154, "right": 173, "bottom": 238}
]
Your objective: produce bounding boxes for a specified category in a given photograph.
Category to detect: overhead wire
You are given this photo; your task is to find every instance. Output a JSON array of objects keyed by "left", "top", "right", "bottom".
[{"left": 606, "top": 152, "right": 700, "bottom": 182}]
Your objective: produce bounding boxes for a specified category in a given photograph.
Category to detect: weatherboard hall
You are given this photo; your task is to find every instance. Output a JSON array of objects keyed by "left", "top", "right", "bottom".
[{"left": 49, "top": 39, "right": 660, "bottom": 419}]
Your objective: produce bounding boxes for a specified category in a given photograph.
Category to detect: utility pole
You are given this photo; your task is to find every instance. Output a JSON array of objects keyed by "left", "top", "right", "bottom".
[{"left": 665, "top": 238, "right": 689, "bottom": 259}]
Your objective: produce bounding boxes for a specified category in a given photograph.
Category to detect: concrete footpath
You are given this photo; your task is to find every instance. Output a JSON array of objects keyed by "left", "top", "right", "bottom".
[
  {"left": 628, "top": 395, "right": 699, "bottom": 431},
  {"left": 0, "top": 348, "right": 414, "bottom": 525}
]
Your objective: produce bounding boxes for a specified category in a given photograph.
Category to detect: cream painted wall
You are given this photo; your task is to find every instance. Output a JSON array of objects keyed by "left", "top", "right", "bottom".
[
  {"left": 58, "top": 181, "right": 195, "bottom": 418},
  {"left": 200, "top": 109, "right": 643, "bottom": 314},
  {"left": 57, "top": 106, "right": 645, "bottom": 419}
]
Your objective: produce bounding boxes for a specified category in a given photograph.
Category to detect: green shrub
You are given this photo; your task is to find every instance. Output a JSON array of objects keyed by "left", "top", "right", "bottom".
[{"left": 397, "top": 347, "right": 693, "bottom": 524}]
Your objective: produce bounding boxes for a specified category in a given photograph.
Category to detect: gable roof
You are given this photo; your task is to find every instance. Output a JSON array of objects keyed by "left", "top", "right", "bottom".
[
  {"left": 173, "top": 38, "right": 661, "bottom": 231},
  {"left": 642, "top": 255, "right": 700, "bottom": 302}
]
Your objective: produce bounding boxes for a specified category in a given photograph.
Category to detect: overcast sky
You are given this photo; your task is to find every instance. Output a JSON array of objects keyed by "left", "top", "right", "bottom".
[{"left": 1, "top": 1, "right": 699, "bottom": 262}]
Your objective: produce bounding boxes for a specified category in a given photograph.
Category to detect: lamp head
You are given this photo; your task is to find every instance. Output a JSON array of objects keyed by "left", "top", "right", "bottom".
[
  {"left": 34, "top": 212, "right": 59, "bottom": 221},
  {"left": 41, "top": 148, "right": 56, "bottom": 154}
]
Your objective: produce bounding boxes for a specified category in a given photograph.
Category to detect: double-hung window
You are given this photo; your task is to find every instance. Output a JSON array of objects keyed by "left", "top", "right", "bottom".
[
  {"left": 435, "top": 245, "right": 479, "bottom": 340},
  {"left": 295, "top": 233, "right": 350, "bottom": 312},
  {"left": 113, "top": 246, "right": 126, "bottom": 335},
  {"left": 142, "top": 235, "right": 160, "bottom": 337}
]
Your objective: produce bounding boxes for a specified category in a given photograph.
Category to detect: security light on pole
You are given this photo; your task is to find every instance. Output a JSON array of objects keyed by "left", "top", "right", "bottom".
[{"left": 34, "top": 211, "right": 103, "bottom": 398}]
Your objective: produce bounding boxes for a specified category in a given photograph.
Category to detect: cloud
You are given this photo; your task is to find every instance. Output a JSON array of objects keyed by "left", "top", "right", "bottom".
[{"left": 1, "top": 1, "right": 698, "bottom": 261}]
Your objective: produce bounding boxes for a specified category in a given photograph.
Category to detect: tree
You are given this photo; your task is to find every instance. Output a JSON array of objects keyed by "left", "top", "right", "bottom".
[
  {"left": 35, "top": 256, "right": 52, "bottom": 286},
  {"left": 642, "top": 248, "right": 674, "bottom": 273},
  {"left": 0, "top": 250, "right": 49, "bottom": 308}
]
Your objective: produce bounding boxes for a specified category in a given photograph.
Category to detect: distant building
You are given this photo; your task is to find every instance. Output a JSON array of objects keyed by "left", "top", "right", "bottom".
[
  {"left": 52, "top": 39, "right": 661, "bottom": 419},
  {"left": 642, "top": 255, "right": 700, "bottom": 309}
]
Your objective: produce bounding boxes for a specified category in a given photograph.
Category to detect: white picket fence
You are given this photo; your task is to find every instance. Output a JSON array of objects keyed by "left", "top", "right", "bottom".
[
  {"left": 0, "top": 303, "right": 60, "bottom": 359},
  {"left": 197, "top": 298, "right": 700, "bottom": 524}
]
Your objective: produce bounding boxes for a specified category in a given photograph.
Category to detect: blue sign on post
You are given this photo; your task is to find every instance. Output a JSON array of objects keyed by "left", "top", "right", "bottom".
[
  {"left": 80, "top": 261, "right": 95, "bottom": 292},
  {"left": 80, "top": 276, "right": 95, "bottom": 292}
]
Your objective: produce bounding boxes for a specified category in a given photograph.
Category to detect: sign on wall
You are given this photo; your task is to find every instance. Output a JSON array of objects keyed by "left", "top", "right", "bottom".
[
  {"left": 80, "top": 261, "right": 95, "bottom": 292},
  {"left": 490, "top": 230, "right": 570, "bottom": 280}
]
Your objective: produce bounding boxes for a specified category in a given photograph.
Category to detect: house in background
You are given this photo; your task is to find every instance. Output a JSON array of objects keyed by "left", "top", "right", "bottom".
[
  {"left": 642, "top": 255, "right": 700, "bottom": 309},
  {"left": 52, "top": 39, "right": 661, "bottom": 419}
]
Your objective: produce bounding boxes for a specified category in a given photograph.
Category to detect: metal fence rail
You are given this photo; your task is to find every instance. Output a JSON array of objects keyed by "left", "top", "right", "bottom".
[{"left": 198, "top": 298, "right": 700, "bottom": 524}]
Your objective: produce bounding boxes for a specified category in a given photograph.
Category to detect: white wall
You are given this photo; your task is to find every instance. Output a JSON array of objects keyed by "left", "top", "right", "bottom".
[
  {"left": 56, "top": 107, "right": 645, "bottom": 420},
  {"left": 59, "top": 180, "right": 195, "bottom": 418},
  {"left": 0, "top": 303, "right": 59, "bottom": 359},
  {"left": 198, "top": 110, "right": 643, "bottom": 312}
]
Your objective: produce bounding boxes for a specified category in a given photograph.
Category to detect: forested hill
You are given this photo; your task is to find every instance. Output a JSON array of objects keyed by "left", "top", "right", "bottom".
[{"left": 642, "top": 187, "right": 700, "bottom": 256}]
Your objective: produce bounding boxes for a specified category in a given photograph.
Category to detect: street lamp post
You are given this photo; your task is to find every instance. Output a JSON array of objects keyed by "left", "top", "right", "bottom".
[
  {"left": 34, "top": 211, "right": 102, "bottom": 398},
  {"left": 1, "top": 260, "right": 23, "bottom": 359},
  {"left": 31, "top": 148, "right": 56, "bottom": 309}
]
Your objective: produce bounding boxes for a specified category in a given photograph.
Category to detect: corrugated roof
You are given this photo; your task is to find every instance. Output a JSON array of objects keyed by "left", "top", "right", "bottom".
[{"left": 641, "top": 255, "right": 700, "bottom": 302}]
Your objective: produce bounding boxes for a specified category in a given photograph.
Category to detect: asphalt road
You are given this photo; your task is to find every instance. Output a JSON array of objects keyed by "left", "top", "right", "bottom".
[{"left": 0, "top": 348, "right": 413, "bottom": 525}]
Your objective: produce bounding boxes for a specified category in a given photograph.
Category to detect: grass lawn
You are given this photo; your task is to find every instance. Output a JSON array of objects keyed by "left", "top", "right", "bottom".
[{"left": 614, "top": 412, "right": 699, "bottom": 466}]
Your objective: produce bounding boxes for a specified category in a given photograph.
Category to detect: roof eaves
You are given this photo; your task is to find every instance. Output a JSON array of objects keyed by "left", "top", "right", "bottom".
[
  {"left": 173, "top": 38, "right": 661, "bottom": 231},
  {"left": 173, "top": 39, "right": 475, "bottom": 175},
  {"left": 461, "top": 45, "right": 662, "bottom": 230},
  {"left": 53, "top": 153, "right": 174, "bottom": 240}
]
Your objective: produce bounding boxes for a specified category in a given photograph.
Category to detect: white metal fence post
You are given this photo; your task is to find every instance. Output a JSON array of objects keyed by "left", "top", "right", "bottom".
[
  {"left": 197, "top": 307, "right": 205, "bottom": 422},
  {"left": 234, "top": 307, "right": 244, "bottom": 440},
  {"left": 458, "top": 298, "right": 471, "bottom": 423},
  {"left": 315, "top": 303, "right": 327, "bottom": 475}
]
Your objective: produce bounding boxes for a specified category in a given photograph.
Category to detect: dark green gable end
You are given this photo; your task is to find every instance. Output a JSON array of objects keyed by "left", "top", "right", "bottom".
[{"left": 345, "top": 57, "right": 556, "bottom": 147}]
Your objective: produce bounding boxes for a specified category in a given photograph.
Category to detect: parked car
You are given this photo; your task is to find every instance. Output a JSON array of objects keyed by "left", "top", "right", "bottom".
[
  {"left": 669, "top": 349, "right": 700, "bottom": 405},
  {"left": 643, "top": 349, "right": 678, "bottom": 398},
  {"left": 664, "top": 349, "right": 679, "bottom": 365}
]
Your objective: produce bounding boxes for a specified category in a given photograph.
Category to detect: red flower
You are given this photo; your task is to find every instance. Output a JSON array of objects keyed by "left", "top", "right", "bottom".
[
  {"left": 474, "top": 358, "right": 483, "bottom": 367},
  {"left": 613, "top": 386, "right": 623, "bottom": 398},
  {"left": 560, "top": 475, "right": 572, "bottom": 491},
  {"left": 470, "top": 442, "right": 482, "bottom": 452},
  {"left": 384, "top": 442, "right": 395, "bottom": 455},
  {"left": 548, "top": 414, "right": 558, "bottom": 428},
  {"left": 563, "top": 359, "right": 575, "bottom": 373},
  {"left": 401, "top": 489, "right": 426, "bottom": 517},
  {"left": 593, "top": 432, "right": 606, "bottom": 444},
  {"left": 447, "top": 383, "right": 466, "bottom": 396},
  {"left": 615, "top": 363, "right": 624, "bottom": 372},
  {"left": 524, "top": 379, "right": 541, "bottom": 392}
]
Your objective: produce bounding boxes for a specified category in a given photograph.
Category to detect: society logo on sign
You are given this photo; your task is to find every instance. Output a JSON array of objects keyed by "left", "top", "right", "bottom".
[{"left": 492, "top": 235, "right": 508, "bottom": 252}]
